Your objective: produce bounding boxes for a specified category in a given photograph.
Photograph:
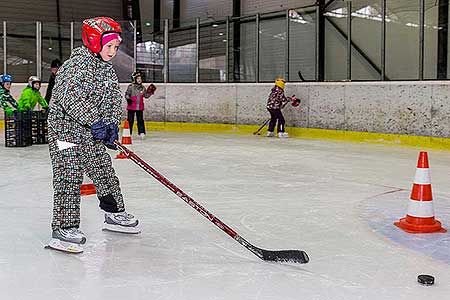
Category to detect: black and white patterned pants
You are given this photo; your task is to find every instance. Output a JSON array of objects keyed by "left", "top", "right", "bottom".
[{"left": 48, "top": 123, "right": 125, "bottom": 230}]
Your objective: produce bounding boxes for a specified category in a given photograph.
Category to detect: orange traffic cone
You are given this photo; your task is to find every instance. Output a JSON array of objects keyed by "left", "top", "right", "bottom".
[
  {"left": 116, "top": 120, "right": 132, "bottom": 159},
  {"left": 80, "top": 175, "right": 96, "bottom": 196},
  {"left": 394, "top": 152, "right": 446, "bottom": 233}
]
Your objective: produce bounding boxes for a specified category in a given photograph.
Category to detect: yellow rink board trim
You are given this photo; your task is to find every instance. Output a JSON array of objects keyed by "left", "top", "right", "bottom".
[
  {"left": 2, "top": 120, "right": 449, "bottom": 150},
  {"left": 143, "top": 121, "right": 450, "bottom": 150}
]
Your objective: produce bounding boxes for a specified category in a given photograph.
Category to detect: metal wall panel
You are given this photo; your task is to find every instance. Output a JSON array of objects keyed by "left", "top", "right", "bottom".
[
  {"left": 242, "top": 0, "right": 316, "bottom": 15},
  {"left": 0, "top": 0, "right": 123, "bottom": 22}
]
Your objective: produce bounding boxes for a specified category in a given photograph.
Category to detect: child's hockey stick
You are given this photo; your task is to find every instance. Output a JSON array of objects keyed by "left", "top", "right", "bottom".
[{"left": 253, "top": 119, "right": 270, "bottom": 135}]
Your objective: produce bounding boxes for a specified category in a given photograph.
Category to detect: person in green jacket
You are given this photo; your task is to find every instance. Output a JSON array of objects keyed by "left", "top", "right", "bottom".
[
  {"left": 0, "top": 74, "right": 18, "bottom": 116},
  {"left": 17, "top": 76, "right": 48, "bottom": 111}
]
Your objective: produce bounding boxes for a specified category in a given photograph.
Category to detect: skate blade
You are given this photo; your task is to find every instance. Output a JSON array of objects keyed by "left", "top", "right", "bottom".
[
  {"left": 45, "top": 238, "right": 84, "bottom": 254},
  {"left": 102, "top": 223, "right": 141, "bottom": 234}
]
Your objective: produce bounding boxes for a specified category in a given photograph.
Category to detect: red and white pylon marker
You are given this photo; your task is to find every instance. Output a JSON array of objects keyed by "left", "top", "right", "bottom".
[{"left": 394, "top": 152, "right": 446, "bottom": 233}]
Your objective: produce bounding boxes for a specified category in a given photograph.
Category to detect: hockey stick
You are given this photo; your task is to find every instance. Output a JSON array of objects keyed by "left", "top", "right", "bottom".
[
  {"left": 253, "top": 119, "right": 270, "bottom": 135},
  {"left": 115, "top": 141, "right": 309, "bottom": 264},
  {"left": 297, "top": 70, "right": 305, "bottom": 82}
]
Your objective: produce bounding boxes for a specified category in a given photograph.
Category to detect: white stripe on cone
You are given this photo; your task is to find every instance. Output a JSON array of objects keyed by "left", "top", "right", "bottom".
[
  {"left": 413, "top": 168, "right": 431, "bottom": 185},
  {"left": 407, "top": 199, "right": 435, "bottom": 218},
  {"left": 83, "top": 175, "right": 93, "bottom": 184},
  {"left": 123, "top": 128, "right": 131, "bottom": 137}
]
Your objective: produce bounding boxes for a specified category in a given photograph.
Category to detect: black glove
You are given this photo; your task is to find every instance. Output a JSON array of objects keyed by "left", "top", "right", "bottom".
[
  {"left": 41, "top": 107, "right": 49, "bottom": 118},
  {"left": 91, "top": 120, "right": 107, "bottom": 141},
  {"left": 126, "top": 99, "right": 132, "bottom": 106},
  {"left": 103, "top": 124, "right": 118, "bottom": 150}
]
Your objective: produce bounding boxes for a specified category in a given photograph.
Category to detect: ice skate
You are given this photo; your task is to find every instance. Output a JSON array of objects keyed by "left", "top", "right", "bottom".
[
  {"left": 266, "top": 131, "right": 275, "bottom": 137},
  {"left": 45, "top": 228, "right": 86, "bottom": 254},
  {"left": 139, "top": 133, "right": 145, "bottom": 140},
  {"left": 103, "top": 211, "right": 141, "bottom": 234},
  {"left": 278, "top": 132, "right": 289, "bottom": 138}
]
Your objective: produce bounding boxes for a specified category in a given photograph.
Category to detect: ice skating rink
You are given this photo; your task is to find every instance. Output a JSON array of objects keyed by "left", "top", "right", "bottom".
[{"left": 1, "top": 131, "right": 450, "bottom": 300}]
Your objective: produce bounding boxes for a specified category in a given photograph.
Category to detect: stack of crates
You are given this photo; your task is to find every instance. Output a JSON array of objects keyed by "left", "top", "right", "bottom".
[
  {"left": 31, "top": 111, "right": 48, "bottom": 144},
  {"left": 4, "top": 111, "right": 33, "bottom": 147}
]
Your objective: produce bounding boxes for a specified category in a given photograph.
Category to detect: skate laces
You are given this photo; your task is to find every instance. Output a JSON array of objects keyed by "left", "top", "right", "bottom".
[
  {"left": 111, "top": 211, "right": 135, "bottom": 221},
  {"left": 61, "top": 227, "right": 84, "bottom": 237}
]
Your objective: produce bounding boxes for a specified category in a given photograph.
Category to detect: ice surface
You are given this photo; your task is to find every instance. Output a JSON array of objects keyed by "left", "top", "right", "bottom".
[{"left": 1, "top": 131, "right": 450, "bottom": 300}]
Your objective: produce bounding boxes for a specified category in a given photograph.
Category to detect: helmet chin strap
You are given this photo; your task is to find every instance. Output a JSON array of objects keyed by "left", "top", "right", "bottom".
[
  {"left": 94, "top": 49, "right": 118, "bottom": 63},
  {"left": 93, "top": 52, "right": 109, "bottom": 63},
  {"left": 86, "top": 44, "right": 118, "bottom": 63}
]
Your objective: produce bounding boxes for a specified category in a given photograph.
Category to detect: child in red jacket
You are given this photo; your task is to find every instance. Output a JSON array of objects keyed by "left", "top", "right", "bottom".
[{"left": 125, "top": 71, "right": 156, "bottom": 139}]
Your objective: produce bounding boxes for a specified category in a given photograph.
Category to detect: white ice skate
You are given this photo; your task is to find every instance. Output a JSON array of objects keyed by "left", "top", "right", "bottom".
[
  {"left": 267, "top": 131, "right": 275, "bottom": 137},
  {"left": 278, "top": 132, "right": 289, "bottom": 138},
  {"left": 139, "top": 133, "right": 146, "bottom": 140},
  {"left": 45, "top": 228, "right": 86, "bottom": 254},
  {"left": 103, "top": 211, "right": 141, "bottom": 234}
]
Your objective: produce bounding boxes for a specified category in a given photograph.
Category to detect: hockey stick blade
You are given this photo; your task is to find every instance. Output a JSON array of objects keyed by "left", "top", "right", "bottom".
[
  {"left": 261, "top": 249, "right": 309, "bottom": 263},
  {"left": 298, "top": 70, "right": 305, "bottom": 82},
  {"left": 115, "top": 141, "right": 309, "bottom": 264},
  {"left": 244, "top": 240, "right": 308, "bottom": 263},
  {"left": 239, "top": 237, "right": 308, "bottom": 263}
]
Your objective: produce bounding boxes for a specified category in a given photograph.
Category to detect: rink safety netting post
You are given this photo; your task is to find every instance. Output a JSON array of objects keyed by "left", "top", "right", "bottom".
[{"left": 4, "top": 111, "right": 48, "bottom": 147}]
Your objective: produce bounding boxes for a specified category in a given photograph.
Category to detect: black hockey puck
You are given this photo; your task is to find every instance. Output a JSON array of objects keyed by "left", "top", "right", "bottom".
[{"left": 417, "top": 274, "right": 434, "bottom": 286}]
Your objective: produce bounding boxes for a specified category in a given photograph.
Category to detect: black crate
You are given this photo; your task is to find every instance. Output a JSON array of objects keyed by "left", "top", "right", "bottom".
[
  {"left": 31, "top": 111, "right": 48, "bottom": 144},
  {"left": 4, "top": 111, "right": 32, "bottom": 147}
]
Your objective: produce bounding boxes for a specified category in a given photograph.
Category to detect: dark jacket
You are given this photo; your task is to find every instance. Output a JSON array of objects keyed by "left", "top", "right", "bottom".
[{"left": 45, "top": 72, "right": 57, "bottom": 105}]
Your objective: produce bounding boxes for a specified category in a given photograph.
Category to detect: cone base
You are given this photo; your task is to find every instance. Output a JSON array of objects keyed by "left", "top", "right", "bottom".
[
  {"left": 394, "top": 218, "right": 447, "bottom": 234},
  {"left": 80, "top": 184, "right": 96, "bottom": 196},
  {"left": 115, "top": 152, "right": 129, "bottom": 159}
]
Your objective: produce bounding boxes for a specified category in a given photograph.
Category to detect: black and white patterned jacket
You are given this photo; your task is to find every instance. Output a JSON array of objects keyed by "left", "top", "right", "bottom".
[{"left": 48, "top": 46, "right": 123, "bottom": 144}]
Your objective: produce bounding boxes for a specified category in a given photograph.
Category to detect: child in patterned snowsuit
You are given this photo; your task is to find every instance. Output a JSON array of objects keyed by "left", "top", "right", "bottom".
[
  {"left": 46, "top": 17, "right": 140, "bottom": 254},
  {"left": 125, "top": 72, "right": 156, "bottom": 138}
]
